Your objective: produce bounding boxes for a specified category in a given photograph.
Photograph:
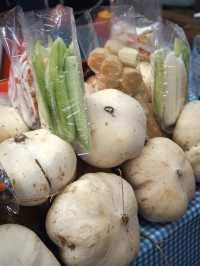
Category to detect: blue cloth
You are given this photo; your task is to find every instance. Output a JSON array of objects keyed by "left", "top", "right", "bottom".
[{"left": 131, "top": 186, "right": 200, "bottom": 266}]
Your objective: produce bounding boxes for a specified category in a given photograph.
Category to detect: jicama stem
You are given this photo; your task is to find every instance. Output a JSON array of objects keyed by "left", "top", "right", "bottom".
[
  {"left": 32, "top": 42, "right": 53, "bottom": 129},
  {"left": 65, "top": 55, "right": 91, "bottom": 151}
]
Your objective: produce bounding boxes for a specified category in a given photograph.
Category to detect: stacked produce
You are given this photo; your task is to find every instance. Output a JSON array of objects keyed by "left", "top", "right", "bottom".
[{"left": 0, "top": 3, "right": 198, "bottom": 266}]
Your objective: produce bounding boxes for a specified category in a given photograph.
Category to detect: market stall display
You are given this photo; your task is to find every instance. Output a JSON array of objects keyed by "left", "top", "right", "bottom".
[{"left": 0, "top": 2, "right": 199, "bottom": 266}]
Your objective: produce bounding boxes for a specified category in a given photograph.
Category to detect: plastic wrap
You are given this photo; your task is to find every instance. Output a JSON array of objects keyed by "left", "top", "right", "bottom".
[
  {"left": 111, "top": 0, "right": 161, "bottom": 54},
  {"left": 0, "top": 8, "right": 40, "bottom": 129},
  {"left": 0, "top": 164, "right": 19, "bottom": 215},
  {"left": 20, "top": 5, "right": 91, "bottom": 152},
  {"left": 151, "top": 21, "right": 190, "bottom": 133},
  {"left": 81, "top": 4, "right": 149, "bottom": 97}
]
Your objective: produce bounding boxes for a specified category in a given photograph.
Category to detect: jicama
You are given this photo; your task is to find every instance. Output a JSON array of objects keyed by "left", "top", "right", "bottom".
[
  {"left": 46, "top": 173, "right": 140, "bottom": 266},
  {"left": 0, "top": 129, "right": 77, "bottom": 206}
]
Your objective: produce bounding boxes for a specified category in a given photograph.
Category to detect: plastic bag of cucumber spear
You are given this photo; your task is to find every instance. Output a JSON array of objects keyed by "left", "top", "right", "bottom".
[
  {"left": 151, "top": 21, "right": 190, "bottom": 133},
  {"left": 20, "top": 4, "right": 91, "bottom": 152}
]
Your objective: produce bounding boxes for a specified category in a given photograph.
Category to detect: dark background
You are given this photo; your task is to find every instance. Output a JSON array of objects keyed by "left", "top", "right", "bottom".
[{"left": 0, "top": 0, "right": 109, "bottom": 14}]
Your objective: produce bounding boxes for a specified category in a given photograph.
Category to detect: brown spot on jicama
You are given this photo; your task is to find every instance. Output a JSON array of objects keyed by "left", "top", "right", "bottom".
[
  {"left": 14, "top": 134, "right": 27, "bottom": 143},
  {"left": 57, "top": 235, "right": 76, "bottom": 250},
  {"left": 176, "top": 169, "right": 183, "bottom": 178},
  {"left": 121, "top": 214, "right": 129, "bottom": 225},
  {"left": 39, "top": 184, "right": 49, "bottom": 192}
]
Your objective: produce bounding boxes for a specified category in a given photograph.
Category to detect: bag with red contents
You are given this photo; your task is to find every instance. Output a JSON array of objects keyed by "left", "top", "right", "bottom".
[{"left": 0, "top": 7, "right": 40, "bottom": 129}]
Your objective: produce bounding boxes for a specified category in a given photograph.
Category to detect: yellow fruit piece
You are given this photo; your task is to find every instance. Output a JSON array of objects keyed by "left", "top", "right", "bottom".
[
  {"left": 121, "top": 67, "right": 142, "bottom": 96},
  {"left": 118, "top": 47, "right": 138, "bottom": 67},
  {"left": 104, "top": 39, "right": 124, "bottom": 55},
  {"left": 88, "top": 48, "right": 109, "bottom": 73},
  {"left": 100, "top": 55, "right": 123, "bottom": 79}
]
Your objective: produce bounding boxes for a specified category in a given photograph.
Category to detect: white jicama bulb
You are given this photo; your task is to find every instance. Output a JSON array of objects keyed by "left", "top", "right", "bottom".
[
  {"left": 80, "top": 89, "right": 147, "bottom": 168},
  {"left": 173, "top": 101, "right": 200, "bottom": 181},
  {"left": 0, "top": 129, "right": 77, "bottom": 206},
  {"left": 0, "top": 224, "right": 60, "bottom": 266},
  {"left": 173, "top": 101, "right": 200, "bottom": 151},
  {"left": 46, "top": 172, "right": 140, "bottom": 266},
  {"left": 0, "top": 105, "right": 28, "bottom": 143},
  {"left": 123, "top": 137, "right": 195, "bottom": 223}
]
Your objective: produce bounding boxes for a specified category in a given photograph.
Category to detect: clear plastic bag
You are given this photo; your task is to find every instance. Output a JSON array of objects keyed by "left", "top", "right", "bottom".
[
  {"left": 20, "top": 5, "right": 91, "bottom": 152},
  {"left": 81, "top": 4, "right": 149, "bottom": 98},
  {"left": 151, "top": 21, "right": 190, "bottom": 133},
  {"left": 0, "top": 7, "right": 40, "bottom": 130},
  {"left": 0, "top": 164, "right": 19, "bottom": 215},
  {"left": 111, "top": 0, "right": 162, "bottom": 54}
]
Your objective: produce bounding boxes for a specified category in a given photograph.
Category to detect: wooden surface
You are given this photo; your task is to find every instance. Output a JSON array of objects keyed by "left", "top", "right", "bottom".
[{"left": 163, "top": 8, "right": 200, "bottom": 45}]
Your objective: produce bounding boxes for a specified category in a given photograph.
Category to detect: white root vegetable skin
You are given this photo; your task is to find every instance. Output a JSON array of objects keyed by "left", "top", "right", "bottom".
[
  {"left": 0, "top": 129, "right": 77, "bottom": 206},
  {"left": 186, "top": 145, "right": 200, "bottom": 182},
  {"left": 173, "top": 101, "right": 200, "bottom": 181},
  {"left": 0, "top": 105, "right": 28, "bottom": 143},
  {"left": 0, "top": 224, "right": 60, "bottom": 266},
  {"left": 123, "top": 137, "right": 195, "bottom": 223},
  {"left": 173, "top": 101, "right": 200, "bottom": 151},
  {"left": 80, "top": 89, "right": 147, "bottom": 168},
  {"left": 46, "top": 172, "right": 140, "bottom": 266}
]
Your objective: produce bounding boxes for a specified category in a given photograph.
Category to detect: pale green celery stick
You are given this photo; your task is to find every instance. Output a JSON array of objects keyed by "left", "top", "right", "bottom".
[
  {"left": 153, "top": 49, "right": 166, "bottom": 123},
  {"left": 55, "top": 73, "right": 75, "bottom": 143},
  {"left": 65, "top": 54, "right": 91, "bottom": 151},
  {"left": 45, "top": 38, "right": 66, "bottom": 135},
  {"left": 174, "top": 38, "right": 190, "bottom": 73},
  {"left": 47, "top": 38, "right": 76, "bottom": 142},
  {"left": 32, "top": 42, "right": 53, "bottom": 129}
]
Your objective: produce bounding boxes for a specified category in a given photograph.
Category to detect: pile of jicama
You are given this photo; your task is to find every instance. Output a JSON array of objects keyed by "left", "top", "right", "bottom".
[{"left": 0, "top": 4, "right": 199, "bottom": 266}]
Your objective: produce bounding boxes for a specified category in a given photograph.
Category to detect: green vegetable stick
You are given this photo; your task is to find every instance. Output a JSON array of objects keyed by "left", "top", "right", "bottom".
[
  {"left": 153, "top": 49, "right": 166, "bottom": 123},
  {"left": 55, "top": 73, "right": 75, "bottom": 143},
  {"left": 65, "top": 54, "right": 91, "bottom": 151},
  {"left": 174, "top": 38, "right": 190, "bottom": 73},
  {"left": 47, "top": 38, "right": 76, "bottom": 142},
  {"left": 45, "top": 38, "right": 67, "bottom": 135},
  {"left": 32, "top": 42, "right": 53, "bottom": 129}
]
